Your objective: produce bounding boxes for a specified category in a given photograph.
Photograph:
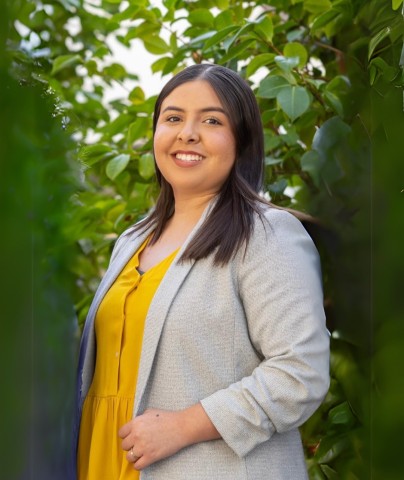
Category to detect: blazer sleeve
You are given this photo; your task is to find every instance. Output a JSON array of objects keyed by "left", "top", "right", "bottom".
[{"left": 200, "top": 208, "right": 330, "bottom": 458}]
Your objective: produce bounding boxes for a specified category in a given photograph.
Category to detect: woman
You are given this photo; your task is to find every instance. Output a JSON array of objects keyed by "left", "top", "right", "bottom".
[{"left": 75, "top": 64, "right": 330, "bottom": 479}]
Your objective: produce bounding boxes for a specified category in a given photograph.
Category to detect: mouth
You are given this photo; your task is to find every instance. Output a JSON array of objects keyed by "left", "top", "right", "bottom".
[{"left": 173, "top": 152, "right": 204, "bottom": 163}]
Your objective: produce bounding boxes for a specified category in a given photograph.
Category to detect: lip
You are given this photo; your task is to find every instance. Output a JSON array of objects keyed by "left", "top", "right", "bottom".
[
  {"left": 172, "top": 150, "right": 204, "bottom": 157},
  {"left": 171, "top": 150, "right": 205, "bottom": 168}
]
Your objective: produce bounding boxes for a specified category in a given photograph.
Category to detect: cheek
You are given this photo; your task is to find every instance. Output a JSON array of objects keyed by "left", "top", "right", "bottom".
[
  {"left": 153, "top": 128, "right": 164, "bottom": 153},
  {"left": 219, "top": 134, "right": 237, "bottom": 168},
  {"left": 153, "top": 124, "right": 172, "bottom": 148},
  {"left": 153, "top": 133, "right": 170, "bottom": 171}
]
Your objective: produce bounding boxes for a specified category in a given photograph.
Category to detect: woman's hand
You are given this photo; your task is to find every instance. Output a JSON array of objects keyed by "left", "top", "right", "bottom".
[{"left": 119, "top": 404, "right": 221, "bottom": 470}]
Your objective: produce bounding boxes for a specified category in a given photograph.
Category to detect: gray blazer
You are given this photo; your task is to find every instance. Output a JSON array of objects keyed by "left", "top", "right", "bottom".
[{"left": 76, "top": 202, "right": 330, "bottom": 479}]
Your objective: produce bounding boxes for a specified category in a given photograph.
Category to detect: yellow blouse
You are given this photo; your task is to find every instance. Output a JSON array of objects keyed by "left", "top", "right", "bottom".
[{"left": 77, "top": 238, "right": 178, "bottom": 480}]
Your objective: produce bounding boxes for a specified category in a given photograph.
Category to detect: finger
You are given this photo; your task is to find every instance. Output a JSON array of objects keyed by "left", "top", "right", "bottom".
[
  {"left": 121, "top": 437, "right": 135, "bottom": 451},
  {"left": 126, "top": 447, "right": 140, "bottom": 463},
  {"left": 118, "top": 422, "right": 131, "bottom": 439},
  {"left": 133, "top": 456, "right": 150, "bottom": 471}
]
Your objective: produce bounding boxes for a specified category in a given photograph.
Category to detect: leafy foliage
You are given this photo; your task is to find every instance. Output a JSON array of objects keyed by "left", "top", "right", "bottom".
[{"left": 5, "top": 0, "right": 404, "bottom": 477}]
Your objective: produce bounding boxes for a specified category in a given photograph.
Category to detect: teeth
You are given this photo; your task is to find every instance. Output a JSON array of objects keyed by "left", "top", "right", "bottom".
[{"left": 175, "top": 153, "right": 203, "bottom": 162}]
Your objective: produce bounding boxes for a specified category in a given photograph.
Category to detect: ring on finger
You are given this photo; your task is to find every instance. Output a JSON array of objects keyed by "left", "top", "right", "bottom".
[{"left": 129, "top": 447, "right": 138, "bottom": 462}]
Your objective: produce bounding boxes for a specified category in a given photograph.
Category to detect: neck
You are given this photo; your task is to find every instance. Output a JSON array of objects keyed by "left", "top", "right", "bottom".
[
  {"left": 171, "top": 192, "right": 217, "bottom": 222},
  {"left": 150, "top": 193, "right": 216, "bottom": 247}
]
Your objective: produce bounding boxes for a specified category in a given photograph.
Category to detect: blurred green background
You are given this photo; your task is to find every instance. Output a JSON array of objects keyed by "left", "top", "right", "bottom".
[{"left": 1, "top": 0, "right": 403, "bottom": 478}]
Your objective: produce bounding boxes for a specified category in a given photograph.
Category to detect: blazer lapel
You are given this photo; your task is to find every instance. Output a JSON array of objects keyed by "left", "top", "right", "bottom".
[
  {"left": 80, "top": 226, "right": 154, "bottom": 401},
  {"left": 133, "top": 199, "right": 217, "bottom": 415}
]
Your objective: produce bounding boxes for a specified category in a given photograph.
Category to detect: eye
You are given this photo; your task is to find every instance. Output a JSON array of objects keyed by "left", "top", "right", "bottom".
[
  {"left": 204, "top": 117, "right": 221, "bottom": 125},
  {"left": 166, "top": 115, "right": 181, "bottom": 123}
]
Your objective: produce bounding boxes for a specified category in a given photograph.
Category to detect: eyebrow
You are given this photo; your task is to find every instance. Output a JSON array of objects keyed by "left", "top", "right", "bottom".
[{"left": 162, "top": 106, "right": 227, "bottom": 115}]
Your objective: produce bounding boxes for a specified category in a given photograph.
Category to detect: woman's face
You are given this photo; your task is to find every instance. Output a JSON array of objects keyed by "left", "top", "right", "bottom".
[{"left": 153, "top": 80, "right": 236, "bottom": 198}]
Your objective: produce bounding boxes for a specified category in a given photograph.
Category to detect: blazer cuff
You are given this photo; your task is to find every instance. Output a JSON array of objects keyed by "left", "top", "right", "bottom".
[{"left": 200, "top": 391, "right": 276, "bottom": 458}]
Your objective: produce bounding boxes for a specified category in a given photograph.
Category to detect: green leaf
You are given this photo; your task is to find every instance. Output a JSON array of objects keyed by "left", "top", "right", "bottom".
[
  {"left": 216, "top": 0, "right": 230, "bottom": 9},
  {"left": 310, "top": 9, "right": 340, "bottom": 32},
  {"left": 103, "top": 63, "right": 127, "bottom": 80},
  {"left": 277, "top": 86, "right": 311, "bottom": 121},
  {"left": 106, "top": 154, "right": 131, "bottom": 180},
  {"left": 284, "top": 42, "right": 308, "bottom": 68},
  {"left": 368, "top": 57, "right": 399, "bottom": 84},
  {"left": 127, "top": 117, "right": 149, "bottom": 146},
  {"left": 308, "top": 463, "right": 327, "bottom": 480},
  {"left": 320, "top": 465, "right": 340, "bottom": 480},
  {"left": 225, "top": 22, "right": 255, "bottom": 52},
  {"left": 258, "top": 75, "right": 290, "bottom": 98},
  {"left": 312, "top": 116, "right": 351, "bottom": 153},
  {"left": 232, "top": 4, "right": 249, "bottom": 23},
  {"left": 203, "top": 26, "right": 238, "bottom": 50},
  {"left": 254, "top": 15, "right": 273, "bottom": 42},
  {"left": 169, "top": 32, "right": 178, "bottom": 51},
  {"left": 326, "top": 75, "right": 350, "bottom": 93},
  {"left": 369, "top": 64, "right": 378, "bottom": 86},
  {"left": 134, "top": 21, "right": 160, "bottom": 38},
  {"left": 268, "top": 178, "right": 288, "bottom": 194},
  {"left": 261, "top": 108, "right": 277, "bottom": 124},
  {"left": 100, "top": 114, "right": 133, "bottom": 138},
  {"left": 188, "top": 9, "right": 215, "bottom": 28},
  {"left": 16, "top": 2, "right": 36, "bottom": 26},
  {"left": 304, "top": 0, "right": 332, "bottom": 14},
  {"left": 184, "top": 26, "right": 210, "bottom": 40},
  {"left": 368, "top": 26, "right": 391, "bottom": 60},
  {"left": 246, "top": 54, "right": 275, "bottom": 78},
  {"left": 189, "top": 31, "right": 217, "bottom": 47},
  {"left": 219, "top": 38, "right": 255, "bottom": 63},
  {"left": 111, "top": 4, "right": 139, "bottom": 22},
  {"left": 214, "top": 10, "right": 233, "bottom": 30},
  {"left": 129, "top": 87, "right": 145, "bottom": 105},
  {"left": 301, "top": 150, "right": 322, "bottom": 186},
  {"left": 85, "top": 60, "right": 98, "bottom": 76},
  {"left": 151, "top": 57, "right": 169, "bottom": 74},
  {"left": 286, "top": 28, "right": 305, "bottom": 42},
  {"left": 264, "top": 132, "right": 283, "bottom": 150},
  {"left": 79, "top": 145, "right": 116, "bottom": 166},
  {"left": 315, "top": 433, "right": 350, "bottom": 463},
  {"left": 94, "top": 46, "right": 110, "bottom": 58},
  {"left": 163, "top": 0, "right": 177, "bottom": 9},
  {"left": 400, "top": 42, "right": 404, "bottom": 68},
  {"left": 265, "top": 156, "right": 283, "bottom": 166},
  {"left": 51, "top": 54, "right": 82, "bottom": 76},
  {"left": 143, "top": 35, "right": 170, "bottom": 54},
  {"left": 274, "top": 55, "right": 299, "bottom": 72},
  {"left": 162, "top": 53, "right": 186, "bottom": 75},
  {"left": 327, "top": 401, "right": 356, "bottom": 427},
  {"left": 138, "top": 153, "right": 155, "bottom": 179},
  {"left": 324, "top": 91, "right": 343, "bottom": 116},
  {"left": 58, "top": 0, "right": 81, "bottom": 9},
  {"left": 281, "top": 127, "right": 299, "bottom": 146},
  {"left": 392, "top": 0, "right": 403, "bottom": 10}
]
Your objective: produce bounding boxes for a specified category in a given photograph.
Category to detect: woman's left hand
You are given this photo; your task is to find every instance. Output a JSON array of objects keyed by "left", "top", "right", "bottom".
[
  {"left": 119, "top": 408, "right": 188, "bottom": 470},
  {"left": 119, "top": 404, "right": 221, "bottom": 470}
]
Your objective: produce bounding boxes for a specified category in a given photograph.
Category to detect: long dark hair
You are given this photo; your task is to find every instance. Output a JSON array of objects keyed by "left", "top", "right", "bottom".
[{"left": 135, "top": 63, "right": 269, "bottom": 265}]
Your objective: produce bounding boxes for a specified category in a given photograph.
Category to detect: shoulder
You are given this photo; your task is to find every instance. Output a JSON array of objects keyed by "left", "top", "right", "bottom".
[
  {"left": 238, "top": 204, "right": 321, "bottom": 273},
  {"left": 236, "top": 204, "right": 323, "bottom": 297},
  {"left": 109, "top": 218, "right": 152, "bottom": 264},
  {"left": 251, "top": 205, "right": 311, "bottom": 247}
]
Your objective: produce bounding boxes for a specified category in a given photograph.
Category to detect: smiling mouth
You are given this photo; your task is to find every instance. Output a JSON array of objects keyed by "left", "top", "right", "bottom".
[{"left": 174, "top": 153, "right": 203, "bottom": 162}]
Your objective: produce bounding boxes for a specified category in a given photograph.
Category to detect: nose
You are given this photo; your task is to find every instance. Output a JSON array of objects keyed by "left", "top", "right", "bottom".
[{"left": 177, "top": 121, "right": 199, "bottom": 143}]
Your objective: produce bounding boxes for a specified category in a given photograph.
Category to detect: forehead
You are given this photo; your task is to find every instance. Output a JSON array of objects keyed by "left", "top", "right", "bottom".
[{"left": 160, "top": 80, "right": 225, "bottom": 111}]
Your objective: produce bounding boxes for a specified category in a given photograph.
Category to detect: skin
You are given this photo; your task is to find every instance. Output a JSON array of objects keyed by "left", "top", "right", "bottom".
[
  {"left": 137, "top": 79, "right": 237, "bottom": 272},
  {"left": 118, "top": 80, "right": 237, "bottom": 470}
]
